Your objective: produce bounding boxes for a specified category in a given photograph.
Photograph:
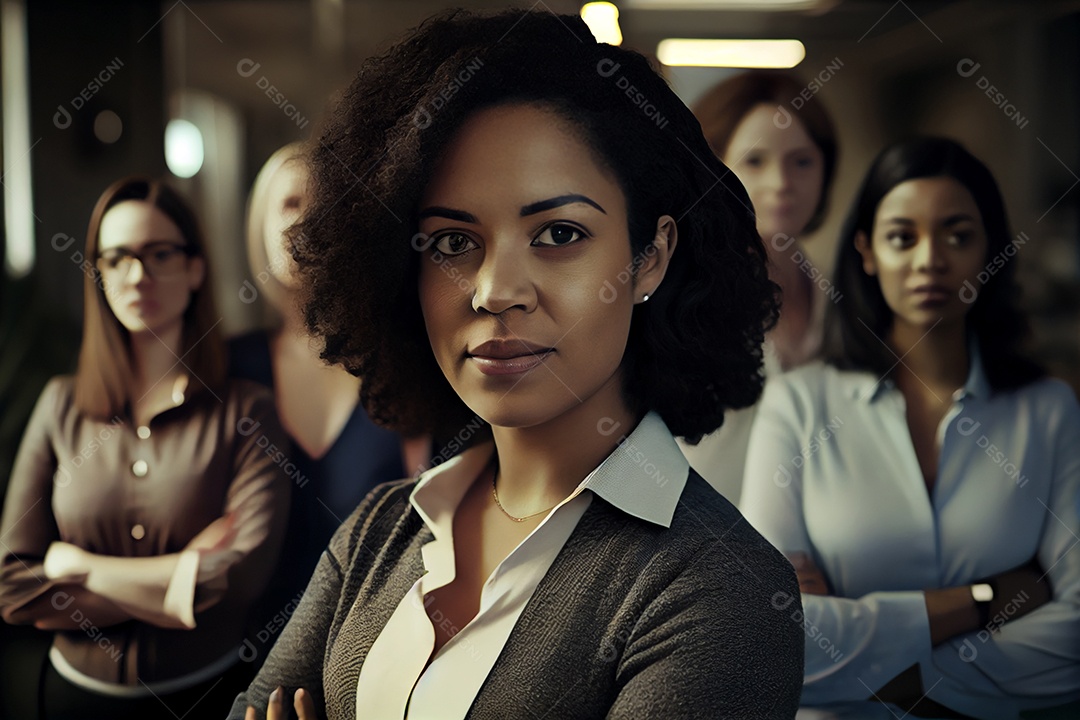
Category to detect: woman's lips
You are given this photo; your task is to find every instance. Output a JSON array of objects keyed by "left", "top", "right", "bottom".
[
  {"left": 911, "top": 285, "right": 951, "bottom": 307},
  {"left": 128, "top": 298, "right": 159, "bottom": 313},
  {"left": 469, "top": 350, "right": 554, "bottom": 376}
]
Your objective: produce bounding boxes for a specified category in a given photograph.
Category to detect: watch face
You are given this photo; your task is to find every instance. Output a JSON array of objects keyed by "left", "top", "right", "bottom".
[{"left": 972, "top": 583, "right": 994, "bottom": 603}]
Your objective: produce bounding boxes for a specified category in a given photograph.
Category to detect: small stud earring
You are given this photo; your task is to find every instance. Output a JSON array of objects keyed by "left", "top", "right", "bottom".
[{"left": 642, "top": 294, "right": 650, "bottom": 303}]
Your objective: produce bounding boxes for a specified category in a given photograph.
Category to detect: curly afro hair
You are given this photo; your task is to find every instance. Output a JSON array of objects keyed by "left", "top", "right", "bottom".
[{"left": 292, "top": 9, "right": 779, "bottom": 445}]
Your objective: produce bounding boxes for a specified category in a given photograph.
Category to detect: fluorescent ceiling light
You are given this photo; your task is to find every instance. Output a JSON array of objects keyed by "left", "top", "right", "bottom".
[
  {"left": 627, "top": 0, "right": 822, "bottom": 10},
  {"left": 581, "top": 2, "right": 623, "bottom": 45},
  {"left": 657, "top": 38, "right": 805, "bottom": 68}
]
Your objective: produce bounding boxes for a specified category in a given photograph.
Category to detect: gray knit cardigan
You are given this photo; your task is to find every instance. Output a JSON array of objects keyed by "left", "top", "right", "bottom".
[{"left": 228, "top": 471, "right": 803, "bottom": 719}]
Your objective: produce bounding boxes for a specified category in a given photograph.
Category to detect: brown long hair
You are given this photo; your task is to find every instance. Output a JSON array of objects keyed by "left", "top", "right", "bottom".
[
  {"left": 75, "top": 177, "right": 225, "bottom": 419},
  {"left": 692, "top": 71, "right": 838, "bottom": 234}
]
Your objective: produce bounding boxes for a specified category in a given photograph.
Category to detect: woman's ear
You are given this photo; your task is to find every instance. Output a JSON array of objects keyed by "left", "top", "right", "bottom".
[
  {"left": 854, "top": 230, "right": 876, "bottom": 276},
  {"left": 634, "top": 215, "right": 678, "bottom": 304},
  {"left": 187, "top": 255, "right": 206, "bottom": 292}
]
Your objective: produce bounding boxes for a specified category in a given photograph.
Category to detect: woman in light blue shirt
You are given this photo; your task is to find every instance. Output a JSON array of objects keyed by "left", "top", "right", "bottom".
[{"left": 742, "top": 137, "right": 1080, "bottom": 719}]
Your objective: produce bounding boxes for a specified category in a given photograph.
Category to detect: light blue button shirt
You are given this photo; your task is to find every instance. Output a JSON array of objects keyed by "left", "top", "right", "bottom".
[{"left": 741, "top": 357, "right": 1080, "bottom": 719}]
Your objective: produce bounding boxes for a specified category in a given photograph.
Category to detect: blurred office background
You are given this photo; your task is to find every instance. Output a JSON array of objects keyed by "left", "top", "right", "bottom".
[{"left": 1, "top": 1, "right": 1078, "bottom": 716}]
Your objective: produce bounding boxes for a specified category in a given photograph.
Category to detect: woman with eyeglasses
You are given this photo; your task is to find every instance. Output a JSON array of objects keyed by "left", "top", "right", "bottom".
[{"left": 0, "top": 177, "right": 290, "bottom": 719}]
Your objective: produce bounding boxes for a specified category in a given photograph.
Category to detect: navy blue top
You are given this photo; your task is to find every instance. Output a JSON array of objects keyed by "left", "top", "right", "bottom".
[{"left": 228, "top": 331, "right": 406, "bottom": 612}]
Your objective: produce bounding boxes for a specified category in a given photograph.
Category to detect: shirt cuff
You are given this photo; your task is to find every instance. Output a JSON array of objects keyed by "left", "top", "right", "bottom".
[
  {"left": 163, "top": 549, "right": 200, "bottom": 629},
  {"left": 42, "top": 542, "right": 88, "bottom": 582}
]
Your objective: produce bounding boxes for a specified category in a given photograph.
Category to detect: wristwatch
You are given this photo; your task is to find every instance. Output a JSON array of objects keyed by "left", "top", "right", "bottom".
[{"left": 971, "top": 582, "right": 994, "bottom": 628}]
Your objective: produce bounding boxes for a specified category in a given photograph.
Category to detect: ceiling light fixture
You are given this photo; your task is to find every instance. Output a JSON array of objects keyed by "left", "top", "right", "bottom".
[
  {"left": 580, "top": 2, "right": 623, "bottom": 46},
  {"left": 657, "top": 38, "right": 806, "bottom": 68}
]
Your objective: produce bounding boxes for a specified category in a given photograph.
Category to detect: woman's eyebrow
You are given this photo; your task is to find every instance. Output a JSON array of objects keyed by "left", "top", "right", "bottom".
[
  {"left": 521, "top": 194, "right": 606, "bottom": 216},
  {"left": 417, "top": 206, "right": 478, "bottom": 223},
  {"left": 100, "top": 239, "right": 183, "bottom": 252}
]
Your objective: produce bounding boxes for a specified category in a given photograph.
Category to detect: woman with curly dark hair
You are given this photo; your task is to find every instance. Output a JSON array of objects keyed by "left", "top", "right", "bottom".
[
  {"left": 232, "top": 9, "right": 803, "bottom": 720},
  {"left": 742, "top": 138, "right": 1080, "bottom": 718}
]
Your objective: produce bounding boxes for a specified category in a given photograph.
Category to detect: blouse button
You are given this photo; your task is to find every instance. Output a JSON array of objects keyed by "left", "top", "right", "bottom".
[
  {"left": 131, "top": 524, "right": 146, "bottom": 540},
  {"left": 136, "top": 425, "right": 151, "bottom": 440},
  {"left": 132, "top": 459, "right": 149, "bottom": 477}
]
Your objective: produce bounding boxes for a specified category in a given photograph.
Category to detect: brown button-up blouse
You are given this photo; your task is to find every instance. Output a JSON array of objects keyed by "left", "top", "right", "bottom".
[{"left": 0, "top": 376, "right": 290, "bottom": 687}]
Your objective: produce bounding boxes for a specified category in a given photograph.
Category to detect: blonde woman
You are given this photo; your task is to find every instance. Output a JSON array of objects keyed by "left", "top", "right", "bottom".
[{"left": 230, "top": 145, "right": 429, "bottom": 612}]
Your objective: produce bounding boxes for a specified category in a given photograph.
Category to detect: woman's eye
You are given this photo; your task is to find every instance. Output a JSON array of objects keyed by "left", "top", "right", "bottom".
[
  {"left": 533, "top": 224, "right": 585, "bottom": 247},
  {"left": 433, "top": 232, "right": 476, "bottom": 256},
  {"left": 947, "top": 231, "right": 971, "bottom": 246},
  {"left": 743, "top": 155, "right": 764, "bottom": 168},
  {"left": 885, "top": 233, "right": 914, "bottom": 247},
  {"left": 102, "top": 254, "right": 124, "bottom": 269}
]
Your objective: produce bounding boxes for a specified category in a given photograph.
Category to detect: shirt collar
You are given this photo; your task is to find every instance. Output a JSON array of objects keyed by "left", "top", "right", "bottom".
[
  {"left": 845, "top": 339, "right": 990, "bottom": 404},
  {"left": 409, "top": 411, "right": 689, "bottom": 537},
  {"left": 580, "top": 411, "right": 688, "bottom": 528},
  {"left": 410, "top": 443, "right": 490, "bottom": 543},
  {"left": 955, "top": 341, "right": 990, "bottom": 400}
]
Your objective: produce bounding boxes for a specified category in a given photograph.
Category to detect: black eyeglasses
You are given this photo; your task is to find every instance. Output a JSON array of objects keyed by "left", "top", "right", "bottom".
[{"left": 96, "top": 242, "right": 195, "bottom": 280}]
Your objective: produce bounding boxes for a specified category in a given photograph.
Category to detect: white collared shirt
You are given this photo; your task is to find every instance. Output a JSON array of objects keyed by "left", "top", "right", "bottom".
[
  {"left": 354, "top": 411, "right": 689, "bottom": 719},
  {"left": 677, "top": 257, "right": 829, "bottom": 505},
  {"left": 741, "top": 357, "right": 1080, "bottom": 718}
]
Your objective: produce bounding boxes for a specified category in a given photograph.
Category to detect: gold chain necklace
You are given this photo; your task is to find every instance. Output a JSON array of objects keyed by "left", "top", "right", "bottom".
[{"left": 489, "top": 459, "right": 558, "bottom": 523}]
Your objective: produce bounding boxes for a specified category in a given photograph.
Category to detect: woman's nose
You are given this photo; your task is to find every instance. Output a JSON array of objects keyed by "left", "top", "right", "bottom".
[
  {"left": 470, "top": 241, "right": 536, "bottom": 315},
  {"left": 913, "top": 236, "right": 946, "bottom": 272},
  {"left": 126, "top": 256, "right": 150, "bottom": 284},
  {"left": 764, "top": 160, "right": 794, "bottom": 194}
]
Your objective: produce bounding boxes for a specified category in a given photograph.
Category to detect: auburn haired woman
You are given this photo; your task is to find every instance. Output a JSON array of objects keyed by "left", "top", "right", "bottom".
[{"left": 680, "top": 70, "right": 840, "bottom": 504}]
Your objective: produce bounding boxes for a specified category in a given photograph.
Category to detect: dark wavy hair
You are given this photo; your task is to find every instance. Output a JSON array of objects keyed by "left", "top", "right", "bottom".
[
  {"left": 823, "top": 137, "right": 1043, "bottom": 390},
  {"left": 692, "top": 71, "right": 838, "bottom": 234},
  {"left": 292, "top": 9, "right": 779, "bottom": 443}
]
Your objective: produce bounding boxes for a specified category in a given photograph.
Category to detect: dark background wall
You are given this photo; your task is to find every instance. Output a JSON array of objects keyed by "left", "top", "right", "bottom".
[{"left": 1, "top": 4, "right": 168, "bottom": 713}]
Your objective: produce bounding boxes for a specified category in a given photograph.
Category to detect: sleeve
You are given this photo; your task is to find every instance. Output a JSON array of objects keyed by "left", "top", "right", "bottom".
[
  {"left": 928, "top": 386, "right": 1080, "bottom": 703},
  {"left": 226, "top": 537, "right": 342, "bottom": 720},
  {"left": 740, "top": 375, "right": 933, "bottom": 704},
  {"left": 606, "top": 534, "right": 804, "bottom": 719},
  {"left": 226, "top": 480, "right": 413, "bottom": 720},
  {"left": 0, "top": 378, "right": 68, "bottom": 623},
  {"left": 35, "top": 389, "right": 293, "bottom": 629},
  {"left": 189, "top": 388, "right": 291, "bottom": 616}
]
